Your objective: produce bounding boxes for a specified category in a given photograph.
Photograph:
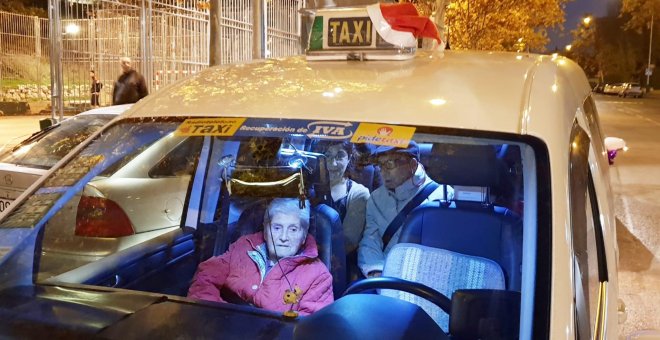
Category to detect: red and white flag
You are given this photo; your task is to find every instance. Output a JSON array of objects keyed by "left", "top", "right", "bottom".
[{"left": 366, "top": 3, "right": 442, "bottom": 48}]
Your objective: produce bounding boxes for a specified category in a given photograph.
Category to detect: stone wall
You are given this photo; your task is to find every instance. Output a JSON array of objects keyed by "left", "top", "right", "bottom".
[{"left": 0, "top": 84, "right": 89, "bottom": 102}]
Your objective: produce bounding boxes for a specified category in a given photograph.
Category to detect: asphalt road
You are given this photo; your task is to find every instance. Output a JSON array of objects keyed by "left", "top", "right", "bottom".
[
  {"left": 0, "top": 115, "right": 49, "bottom": 151},
  {"left": 0, "top": 96, "right": 659, "bottom": 337},
  {"left": 594, "top": 93, "right": 660, "bottom": 338}
]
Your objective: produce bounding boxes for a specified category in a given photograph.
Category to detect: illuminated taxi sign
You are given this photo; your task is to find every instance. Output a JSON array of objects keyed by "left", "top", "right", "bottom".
[
  {"left": 176, "top": 118, "right": 246, "bottom": 136},
  {"left": 327, "top": 17, "right": 374, "bottom": 47},
  {"left": 307, "top": 8, "right": 415, "bottom": 61}
]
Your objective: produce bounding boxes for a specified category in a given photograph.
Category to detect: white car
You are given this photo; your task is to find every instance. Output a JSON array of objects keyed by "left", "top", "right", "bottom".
[
  {"left": 603, "top": 83, "right": 626, "bottom": 95},
  {"left": 0, "top": 6, "right": 622, "bottom": 339},
  {"left": 37, "top": 131, "right": 199, "bottom": 276},
  {"left": 619, "top": 83, "right": 644, "bottom": 98},
  {"left": 0, "top": 105, "right": 131, "bottom": 216}
]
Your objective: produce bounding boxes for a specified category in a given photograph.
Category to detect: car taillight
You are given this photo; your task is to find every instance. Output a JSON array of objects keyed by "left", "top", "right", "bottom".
[{"left": 75, "top": 196, "right": 134, "bottom": 237}]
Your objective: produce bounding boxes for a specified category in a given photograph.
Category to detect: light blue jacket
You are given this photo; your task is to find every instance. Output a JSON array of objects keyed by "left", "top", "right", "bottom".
[{"left": 358, "top": 165, "right": 453, "bottom": 276}]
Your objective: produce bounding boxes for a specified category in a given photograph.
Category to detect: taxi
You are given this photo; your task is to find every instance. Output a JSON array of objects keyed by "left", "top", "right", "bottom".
[{"left": 0, "top": 4, "right": 622, "bottom": 339}]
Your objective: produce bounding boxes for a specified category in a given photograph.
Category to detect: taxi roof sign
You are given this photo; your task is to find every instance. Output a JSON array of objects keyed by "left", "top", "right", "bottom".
[
  {"left": 306, "top": 4, "right": 442, "bottom": 61},
  {"left": 306, "top": 7, "right": 416, "bottom": 61}
]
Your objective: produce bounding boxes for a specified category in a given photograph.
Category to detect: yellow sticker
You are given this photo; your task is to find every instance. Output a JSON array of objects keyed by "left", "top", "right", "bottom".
[
  {"left": 350, "top": 123, "right": 416, "bottom": 148},
  {"left": 176, "top": 118, "right": 246, "bottom": 136}
]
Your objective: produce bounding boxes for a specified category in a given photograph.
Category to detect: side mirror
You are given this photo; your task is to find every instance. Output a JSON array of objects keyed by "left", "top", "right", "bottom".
[{"left": 604, "top": 137, "right": 627, "bottom": 165}]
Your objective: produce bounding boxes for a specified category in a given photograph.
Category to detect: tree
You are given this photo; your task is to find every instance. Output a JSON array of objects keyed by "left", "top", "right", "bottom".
[
  {"left": 620, "top": 0, "right": 658, "bottom": 32},
  {"left": 570, "top": 15, "right": 647, "bottom": 83},
  {"left": 405, "top": 0, "right": 568, "bottom": 51},
  {"left": 620, "top": 0, "right": 658, "bottom": 88},
  {"left": 0, "top": 0, "right": 47, "bottom": 17},
  {"left": 569, "top": 19, "right": 599, "bottom": 78}
]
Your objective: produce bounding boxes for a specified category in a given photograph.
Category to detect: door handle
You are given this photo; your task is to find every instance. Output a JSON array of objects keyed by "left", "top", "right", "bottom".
[{"left": 106, "top": 274, "right": 122, "bottom": 288}]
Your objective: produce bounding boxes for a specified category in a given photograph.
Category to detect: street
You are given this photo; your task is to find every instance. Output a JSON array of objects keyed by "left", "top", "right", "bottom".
[
  {"left": 595, "top": 94, "right": 660, "bottom": 338},
  {"left": 0, "top": 94, "right": 659, "bottom": 337},
  {"left": 0, "top": 115, "right": 48, "bottom": 151}
]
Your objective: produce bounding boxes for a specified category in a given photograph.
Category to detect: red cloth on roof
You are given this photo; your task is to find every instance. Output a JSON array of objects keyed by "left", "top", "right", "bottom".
[{"left": 379, "top": 3, "right": 441, "bottom": 43}]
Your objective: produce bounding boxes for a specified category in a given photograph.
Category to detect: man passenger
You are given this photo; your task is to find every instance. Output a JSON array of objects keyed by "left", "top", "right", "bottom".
[{"left": 358, "top": 141, "right": 453, "bottom": 278}]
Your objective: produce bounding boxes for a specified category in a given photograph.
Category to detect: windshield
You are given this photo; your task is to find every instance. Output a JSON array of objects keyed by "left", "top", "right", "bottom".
[
  {"left": 0, "top": 114, "right": 115, "bottom": 169},
  {"left": 0, "top": 117, "right": 541, "bottom": 337}
]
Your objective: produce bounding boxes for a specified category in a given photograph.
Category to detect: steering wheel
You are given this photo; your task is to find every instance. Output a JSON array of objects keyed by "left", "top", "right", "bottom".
[{"left": 342, "top": 276, "right": 452, "bottom": 314}]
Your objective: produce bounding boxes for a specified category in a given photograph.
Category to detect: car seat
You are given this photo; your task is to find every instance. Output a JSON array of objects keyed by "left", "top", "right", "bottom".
[
  {"left": 414, "top": 143, "right": 523, "bottom": 289},
  {"left": 381, "top": 243, "right": 506, "bottom": 330},
  {"left": 396, "top": 202, "right": 522, "bottom": 290},
  {"left": 382, "top": 143, "right": 523, "bottom": 329}
]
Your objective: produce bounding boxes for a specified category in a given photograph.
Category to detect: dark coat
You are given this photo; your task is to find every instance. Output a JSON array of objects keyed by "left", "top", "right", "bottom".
[{"left": 112, "top": 69, "right": 148, "bottom": 105}]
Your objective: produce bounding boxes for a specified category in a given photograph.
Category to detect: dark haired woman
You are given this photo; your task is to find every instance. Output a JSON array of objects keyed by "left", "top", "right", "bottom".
[{"left": 322, "top": 142, "right": 370, "bottom": 279}]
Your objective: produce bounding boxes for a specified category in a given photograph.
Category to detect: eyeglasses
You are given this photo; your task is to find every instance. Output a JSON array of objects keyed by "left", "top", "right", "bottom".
[
  {"left": 324, "top": 151, "right": 349, "bottom": 162},
  {"left": 377, "top": 157, "right": 410, "bottom": 170}
]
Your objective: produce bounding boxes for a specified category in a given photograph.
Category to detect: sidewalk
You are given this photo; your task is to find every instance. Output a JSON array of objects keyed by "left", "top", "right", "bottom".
[{"left": 644, "top": 90, "right": 660, "bottom": 100}]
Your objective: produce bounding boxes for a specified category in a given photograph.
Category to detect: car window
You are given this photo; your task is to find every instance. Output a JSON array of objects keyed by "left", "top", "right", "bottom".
[
  {"left": 149, "top": 137, "right": 203, "bottom": 178},
  {"left": 0, "top": 114, "right": 115, "bottom": 169},
  {"left": 569, "top": 120, "right": 608, "bottom": 339},
  {"left": 0, "top": 117, "right": 549, "bottom": 337}
]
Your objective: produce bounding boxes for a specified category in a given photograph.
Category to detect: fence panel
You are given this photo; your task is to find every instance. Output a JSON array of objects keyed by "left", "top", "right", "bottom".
[
  {"left": 56, "top": 0, "right": 210, "bottom": 109},
  {"left": 219, "top": 0, "right": 253, "bottom": 64},
  {"left": 0, "top": 11, "right": 50, "bottom": 108},
  {"left": 266, "top": 0, "right": 303, "bottom": 58},
  {"left": 1, "top": 0, "right": 305, "bottom": 112}
]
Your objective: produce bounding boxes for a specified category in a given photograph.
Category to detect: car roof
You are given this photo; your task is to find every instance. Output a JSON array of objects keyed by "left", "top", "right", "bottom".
[
  {"left": 77, "top": 104, "right": 133, "bottom": 117},
  {"left": 121, "top": 50, "right": 590, "bottom": 137}
]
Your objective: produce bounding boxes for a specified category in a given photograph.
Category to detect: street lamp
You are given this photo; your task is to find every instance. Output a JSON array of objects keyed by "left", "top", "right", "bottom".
[
  {"left": 565, "top": 44, "right": 572, "bottom": 52},
  {"left": 583, "top": 16, "right": 592, "bottom": 27},
  {"left": 646, "top": 13, "right": 654, "bottom": 92},
  {"left": 65, "top": 23, "right": 80, "bottom": 35},
  {"left": 516, "top": 37, "right": 527, "bottom": 53}
]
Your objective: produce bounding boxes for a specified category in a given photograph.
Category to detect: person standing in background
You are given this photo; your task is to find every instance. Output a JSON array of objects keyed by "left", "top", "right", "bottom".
[
  {"left": 90, "top": 70, "right": 102, "bottom": 107},
  {"left": 112, "top": 57, "right": 148, "bottom": 105}
]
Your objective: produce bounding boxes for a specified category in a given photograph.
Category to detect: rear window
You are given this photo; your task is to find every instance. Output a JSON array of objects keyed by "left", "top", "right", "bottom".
[
  {"left": 0, "top": 117, "right": 547, "bottom": 338},
  {"left": 0, "top": 114, "right": 115, "bottom": 169}
]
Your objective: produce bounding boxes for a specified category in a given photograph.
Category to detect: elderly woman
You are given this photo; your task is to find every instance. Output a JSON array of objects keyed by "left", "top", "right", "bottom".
[{"left": 187, "top": 198, "right": 334, "bottom": 315}]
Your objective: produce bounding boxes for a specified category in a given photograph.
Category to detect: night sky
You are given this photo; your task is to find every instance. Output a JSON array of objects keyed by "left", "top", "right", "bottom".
[
  {"left": 547, "top": 0, "right": 617, "bottom": 51},
  {"left": 27, "top": 0, "right": 617, "bottom": 53}
]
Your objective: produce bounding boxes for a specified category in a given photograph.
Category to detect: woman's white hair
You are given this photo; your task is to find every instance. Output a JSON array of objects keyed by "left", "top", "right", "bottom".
[
  {"left": 120, "top": 57, "right": 131, "bottom": 64},
  {"left": 263, "top": 198, "right": 310, "bottom": 231}
]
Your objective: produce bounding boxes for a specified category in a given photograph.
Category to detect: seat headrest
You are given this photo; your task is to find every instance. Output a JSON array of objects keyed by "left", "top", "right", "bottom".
[
  {"left": 421, "top": 144, "right": 504, "bottom": 188},
  {"left": 226, "top": 166, "right": 306, "bottom": 198}
]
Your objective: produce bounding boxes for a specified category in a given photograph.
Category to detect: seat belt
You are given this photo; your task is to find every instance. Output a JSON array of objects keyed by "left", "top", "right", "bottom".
[{"left": 382, "top": 181, "right": 440, "bottom": 250}]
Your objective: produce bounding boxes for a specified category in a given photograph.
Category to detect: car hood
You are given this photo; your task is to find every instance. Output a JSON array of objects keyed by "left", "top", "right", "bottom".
[{"left": 0, "top": 284, "right": 297, "bottom": 338}]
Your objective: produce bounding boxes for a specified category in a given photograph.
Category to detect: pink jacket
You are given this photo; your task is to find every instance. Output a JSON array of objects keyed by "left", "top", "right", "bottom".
[{"left": 187, "top": 232, "right": 334, "bottom": 315}]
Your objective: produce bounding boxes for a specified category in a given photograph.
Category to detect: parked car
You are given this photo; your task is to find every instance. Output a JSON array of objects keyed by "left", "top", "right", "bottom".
[
  {"left": 0, "top": 6, "right": 623, "bottom": 339},
  {"left": 593, "top": 83, "right": 605, "bottom": 93},
  {"left": 0, "top": 105, "right": 131, "bottom": 216},
  {"left": 37, "top": 130, "right": 200, "bottom": 277},
  {"left": 619, "top": 82, "right": 644, "bottom": 98},
  {"left": 603, "top": 82, "right": 626, "bottom": 95}
]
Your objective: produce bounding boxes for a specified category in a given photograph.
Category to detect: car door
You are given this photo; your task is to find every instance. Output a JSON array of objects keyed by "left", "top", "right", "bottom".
[{"left": 569, "top": 120, "right": 611, "bottom": 339}]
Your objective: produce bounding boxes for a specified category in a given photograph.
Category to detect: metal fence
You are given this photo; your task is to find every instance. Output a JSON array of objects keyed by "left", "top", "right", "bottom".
[
  {"left": 0, "top": 12, "right": 50, "bottom": 107},
  {"left": 48, "top": 0, "right": 212, "bottom": 111},
  {"left": 266, "top": 0, "right": 304, "bottom": 58},
  {"left": 219, "top": 0, "right": 254, "bottom": 64},
  {"left": 1, "top": 0, "right": 305, "bottom": 116}
]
